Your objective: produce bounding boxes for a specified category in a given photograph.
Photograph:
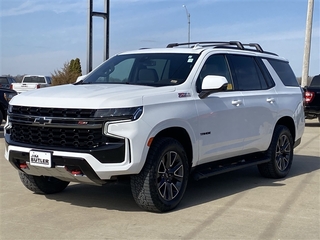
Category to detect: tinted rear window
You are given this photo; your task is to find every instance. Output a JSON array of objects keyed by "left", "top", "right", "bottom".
[
  {"left": 0, "top": 77, "right": 8, "bottom": 84},
  {"left": 310, "top": 75, "right": 320, "bottom": 87},
  {"left": 267, "top": 59, "right": 299, "bottom": 87},
  {"left": 23, "top": 76, "right": 46, "bottom": 83}
]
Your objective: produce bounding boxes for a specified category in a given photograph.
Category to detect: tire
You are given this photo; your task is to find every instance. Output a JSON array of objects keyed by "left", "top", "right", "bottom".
[
  {"left": 258, "top": 125, "right": 294, "bottom": 178},
  {"left": 318, "top": 116, "right": 320, "bottom": 123},
  {"left": 19, "top": 171, "right": 69, "bottom": 194},
  {"left": 131, "top": 137, "right": 189, "bottom": 213},
  {"left": 0, "top": 110, "right": 3, "bottom": 125}
]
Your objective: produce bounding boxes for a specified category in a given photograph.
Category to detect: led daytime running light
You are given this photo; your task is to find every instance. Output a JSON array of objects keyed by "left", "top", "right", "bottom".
[{"left": 94, "top": 106, "right": 143, "bottom": 120}]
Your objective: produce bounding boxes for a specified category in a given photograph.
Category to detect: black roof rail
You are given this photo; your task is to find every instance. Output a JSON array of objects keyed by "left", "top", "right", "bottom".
[
  {"left": 166, "top": 41, "right": 277, "bottom": 55},
  {"left": 244, "top": 43, "right": 263, "bottom": 52},
  {"left": 167, "top": 41, "right": 233, "bottom": 48},
  {"left": 229, "top": 41, "right": 244, "bottom": 49}
]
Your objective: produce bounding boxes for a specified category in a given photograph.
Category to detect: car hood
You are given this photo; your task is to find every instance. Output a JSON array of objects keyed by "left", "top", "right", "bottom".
[{"left": 10, "top": 84, "right": 176, "bottom": 109}]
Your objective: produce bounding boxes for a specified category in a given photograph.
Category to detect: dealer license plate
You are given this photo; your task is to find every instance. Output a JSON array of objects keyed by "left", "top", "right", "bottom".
[{"left": 29, "top": 150, "right": 52, "bottom": 168}]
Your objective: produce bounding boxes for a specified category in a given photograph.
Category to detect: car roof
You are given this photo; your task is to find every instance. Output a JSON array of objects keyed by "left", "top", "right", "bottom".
[{"left": 118, "top": 41, "right": 288, "bottom": 61}]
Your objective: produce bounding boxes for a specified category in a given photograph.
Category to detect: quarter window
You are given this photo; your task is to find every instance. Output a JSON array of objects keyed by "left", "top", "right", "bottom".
[{"left": 267, "top": 59, "right": 298, "bottom": 87}]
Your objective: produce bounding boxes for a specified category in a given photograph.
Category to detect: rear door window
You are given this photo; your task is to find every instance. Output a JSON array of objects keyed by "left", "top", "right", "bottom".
[{"left": 227, "top": 55, "right": 269, "bottom": 91}]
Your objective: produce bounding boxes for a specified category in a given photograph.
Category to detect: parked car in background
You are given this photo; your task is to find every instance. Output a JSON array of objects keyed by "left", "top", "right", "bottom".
[
  {"left": 304, "top": 74, "right": 320, "bottom": 122},
  {"left": 0, "top": 76, "right": 17, "bottom": 89},
  {"left": 0, "top": 88, "right": 17, "bottom": 124},
  {"left": 11, "top": 75, "right": 52, "bottom": 94}
]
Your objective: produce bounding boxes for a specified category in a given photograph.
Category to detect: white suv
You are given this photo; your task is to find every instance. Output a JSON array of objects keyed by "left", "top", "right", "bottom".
[{"left": 4, "top": 41, "right": 305, "bottom": 212}]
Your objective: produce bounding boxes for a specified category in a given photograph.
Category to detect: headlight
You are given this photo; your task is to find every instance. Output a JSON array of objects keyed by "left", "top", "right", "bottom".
[
  {"left": 8, "top": 104, "right": 12, "bottom": 113},
  {"left": 4, "top": 92, "right": 17, "bottom": 102},
  {"left": 94, "top": 106, "right": 143, "bottom": 121}
]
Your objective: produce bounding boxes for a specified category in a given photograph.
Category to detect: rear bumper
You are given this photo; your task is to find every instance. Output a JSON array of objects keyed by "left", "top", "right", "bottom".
[{"left": 304, "top": 105, "right": 320, "bottom": 118}]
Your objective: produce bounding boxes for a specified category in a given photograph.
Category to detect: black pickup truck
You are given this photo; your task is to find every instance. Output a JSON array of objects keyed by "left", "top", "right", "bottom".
[
  {"left": 304, "top": 74, "right": 320, "bottom": 122},
  {"left": 0, "top": 88, "right": 17, "bottom": 124}
]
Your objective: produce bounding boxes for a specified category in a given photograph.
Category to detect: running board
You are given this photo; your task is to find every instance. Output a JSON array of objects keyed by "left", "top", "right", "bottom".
[{"left": 193, "top": 157, "right": 270, "bottom": 181}]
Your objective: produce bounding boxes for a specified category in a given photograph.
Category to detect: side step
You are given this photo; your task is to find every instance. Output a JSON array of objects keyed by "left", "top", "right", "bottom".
[{"left": 192, "top": 157, "right": 270, "bottom": 181}]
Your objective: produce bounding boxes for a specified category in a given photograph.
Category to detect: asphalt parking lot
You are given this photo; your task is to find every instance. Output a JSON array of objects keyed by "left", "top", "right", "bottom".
[{"left": 0, "top": 120, "right": 319, "bottom": 240}]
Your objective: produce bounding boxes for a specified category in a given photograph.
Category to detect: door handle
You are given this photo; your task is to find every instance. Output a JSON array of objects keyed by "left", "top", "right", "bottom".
[
  {"left": 231, "top": 100, "right": 242, "bottom": 106},
  {"left": 267, "top": 98, "right": 275, "bottom": 103}
]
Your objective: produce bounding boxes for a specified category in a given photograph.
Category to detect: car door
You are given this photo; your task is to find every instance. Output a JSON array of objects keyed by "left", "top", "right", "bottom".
[
  {"left": 227, "top": 54, "right": 278, "bottom": 153},
  {"left": 195, "top": 54, "right": 246, "bottom": 164}
]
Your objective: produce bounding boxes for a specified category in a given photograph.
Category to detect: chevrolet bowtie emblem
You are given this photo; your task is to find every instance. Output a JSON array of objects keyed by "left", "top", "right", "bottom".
[{"left": 34, "top": 117, "right": 52, "bottom": 125}]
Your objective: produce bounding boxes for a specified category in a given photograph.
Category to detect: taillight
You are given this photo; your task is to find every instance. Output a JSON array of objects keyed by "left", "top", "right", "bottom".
[
  {"left": 36, "top": 84, "right": 40, "bottom": 89},
  {"left": 10, "top": 84, "right": 13, "bottom": 90},
  {"left": 305, "top": 91, "right": 315, "bottom": 103}
]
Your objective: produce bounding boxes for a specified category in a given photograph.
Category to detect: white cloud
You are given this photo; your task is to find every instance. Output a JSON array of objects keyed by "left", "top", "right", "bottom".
[{"left": 0, "top": 0, "right": 86, "bottom": 17}]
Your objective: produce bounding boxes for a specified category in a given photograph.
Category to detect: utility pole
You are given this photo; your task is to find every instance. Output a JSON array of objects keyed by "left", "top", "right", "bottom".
[
  {"left": 301, "top": 0, "right": 314, "bottom": 87},
  {"left": 87, "top": 0, "right": 110, "bottom": 74}
]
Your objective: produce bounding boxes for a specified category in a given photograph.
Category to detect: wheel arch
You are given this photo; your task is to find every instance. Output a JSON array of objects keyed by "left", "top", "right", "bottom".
[
  {"left": 152, "top": 127, "right": 193, "bottom": 171},
  {"left": 275, "top": 116, "right": 295, "bottom": 141}
]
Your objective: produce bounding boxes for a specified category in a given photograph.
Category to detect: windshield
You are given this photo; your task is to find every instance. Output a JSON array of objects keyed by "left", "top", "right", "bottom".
[{"left": 82, "top": 53, "right": 199, "bottom": 86}]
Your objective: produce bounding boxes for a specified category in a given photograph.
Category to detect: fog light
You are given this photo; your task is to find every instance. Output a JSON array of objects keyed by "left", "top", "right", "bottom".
[{"left": 19, "top": 162, "right": 28, "bottom": 169}]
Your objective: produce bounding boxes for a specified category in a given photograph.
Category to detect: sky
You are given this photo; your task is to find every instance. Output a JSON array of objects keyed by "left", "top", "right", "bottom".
[{"left": 0, "top": 0, "right": 319, "bottom": 78}]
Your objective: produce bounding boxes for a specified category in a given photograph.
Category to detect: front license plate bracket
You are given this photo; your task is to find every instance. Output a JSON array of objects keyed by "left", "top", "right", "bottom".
[{"left": 29, "top": 150, "right": 52, "bottom": 168}]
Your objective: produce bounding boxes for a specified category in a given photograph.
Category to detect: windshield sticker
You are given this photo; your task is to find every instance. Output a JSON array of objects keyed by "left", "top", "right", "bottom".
[
  {"left": 178, "top": 92, "right": 191, "bottom": 98},
  {"left": 187, "top": 56, "right": 194, "bottom": 63}
]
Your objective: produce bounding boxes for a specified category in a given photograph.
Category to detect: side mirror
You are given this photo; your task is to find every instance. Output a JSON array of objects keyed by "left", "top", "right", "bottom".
[
  {"left": 4, "top": 91, "right": 17, "bottom": 102},
  {"left": 76, "top": 75, "right": 87, "bottom": 83},
  {"left": 199, "top": 75, "right": 228, "bottom": 99}
]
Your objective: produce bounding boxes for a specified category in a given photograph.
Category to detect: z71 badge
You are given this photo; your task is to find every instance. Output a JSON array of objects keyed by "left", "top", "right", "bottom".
[{"left": 178, "top": 92, "right": 191, "bottom": 98}]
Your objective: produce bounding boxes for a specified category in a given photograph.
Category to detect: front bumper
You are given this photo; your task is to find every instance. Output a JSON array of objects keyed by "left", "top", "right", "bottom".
[{"left": 5, "top": 140, "right": 134, "bottom": 185}]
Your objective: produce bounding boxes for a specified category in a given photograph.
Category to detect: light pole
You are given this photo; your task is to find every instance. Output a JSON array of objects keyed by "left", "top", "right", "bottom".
[
  {"left": 87, "top": 0, "right": 110, "bottom": 74},
  {"left": 182, "top": 5, "right": 190, "bottom": 45}
]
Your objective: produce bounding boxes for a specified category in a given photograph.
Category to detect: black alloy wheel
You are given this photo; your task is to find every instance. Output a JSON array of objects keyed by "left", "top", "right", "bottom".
[
  {"left": 157, "top": 150, "right": 184, "bottom": 201},
  {"left": 258, "top": 125, "right": 294, "bottom": 179},
  {"left": 131, "top": 137, "right": 189, "bottom": 212}
]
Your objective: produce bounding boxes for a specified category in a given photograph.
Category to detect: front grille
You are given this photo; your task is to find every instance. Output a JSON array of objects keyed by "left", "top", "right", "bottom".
[
  {"left": 10, "top": 123, "right": 105, "bottom": 149},
  {"left": 8, "top": 106, "right": 111, "bottom": 150}
]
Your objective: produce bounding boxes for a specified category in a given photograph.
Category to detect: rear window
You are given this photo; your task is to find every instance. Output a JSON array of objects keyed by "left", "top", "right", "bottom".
[
  {"left": 267, "top": 59, "right": 299, "bottom": 87},
  {"left": 0, "top": 77, "right": 8, "bottom": 84},
  {"left": 310, "top": 75, "right": 320, "bottom": 87},
  {"left": 23, "top": 76, "right": 46, "bottom": 83}
]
